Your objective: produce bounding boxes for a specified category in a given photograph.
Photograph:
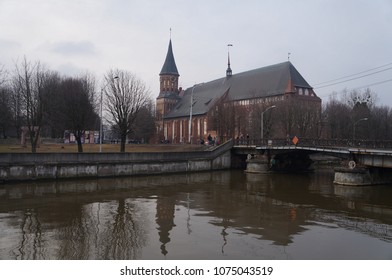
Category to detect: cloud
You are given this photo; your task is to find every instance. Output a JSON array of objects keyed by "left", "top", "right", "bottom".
[
  {"left": 0, "top": 38, "right": 20, "bottom": 49},
  {"left": 56, "top": 63, "right": 88, "bottom": 77},
  {"left": 0, "top": 39, "right": 21, "bottom": 57},
  {"left": 49, "top": 41, "right": 96, "bottom": 56}
]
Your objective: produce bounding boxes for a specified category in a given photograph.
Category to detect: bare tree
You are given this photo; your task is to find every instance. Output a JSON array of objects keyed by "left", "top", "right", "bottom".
[
  {"left": 0, "top": 65, "right": 12, "bottom": 138},
  {"left": 9, "top": 82, "right": 23, "bottom": 139},
  {"left": 322, "top": 89, "right": 383, "bottom": 140},
  {"left": 249, "top": 103, "right": 277, "bottom": 140},
  {"left": 369, "top": 106, "right": 391, "bottom": 140},
  {"left": 206, "top": 90, "right": 237, "bottom": 142},
  {"left": 277, "top": 98, "right": 297, "bottom": 137},
  {"left": 104, "top": 69, "right": 151, "bottom": 152},
  {"left": 322, "top": 97, "right": 350, "bottom": 139},
  {"left": 0, "top": 63, "right": 7, "bottom": 86},
  {"left": 275, "top": 97, "right": 320, "bottom": 139},
  {"left": 12, "top": 58, "right": 54, "bottom": 152},
  {"left": 0, "top": 86, "right": 13, "bottom": 138},
  {"left": 343, "top": 88, "right": 377, "bottom": 109}
]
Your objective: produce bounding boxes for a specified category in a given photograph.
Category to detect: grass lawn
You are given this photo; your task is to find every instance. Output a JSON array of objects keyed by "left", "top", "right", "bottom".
[{"left": 0, "top": 143, "right": 209, "bottom": 153}]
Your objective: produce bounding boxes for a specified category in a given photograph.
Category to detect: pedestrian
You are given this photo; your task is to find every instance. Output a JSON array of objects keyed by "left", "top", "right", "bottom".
[{"left": 207, "top": 134, "right": 212, "bottom": 145}]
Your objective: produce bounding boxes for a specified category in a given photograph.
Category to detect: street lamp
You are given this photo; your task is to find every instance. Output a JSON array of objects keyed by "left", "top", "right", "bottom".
[
  {"left": 353, "top": 117, "right": 368, "bottom": 140},
  {"left": 261, "top": 105, "right": 276, "bottom": 143},
  {"left": 189, "top": 83, "right": 203, "bottom": 144},
  {"left": 100, "top": 76, "right": 118, "bottom": 152}
]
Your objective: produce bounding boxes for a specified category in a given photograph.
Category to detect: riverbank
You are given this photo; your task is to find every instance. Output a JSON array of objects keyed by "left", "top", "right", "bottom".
[
  {"left": 0, "top": 142, "right": 209, "bottom": 153},
  {"left": 0, "top": 141, "right": 233, "bottom": 183}
]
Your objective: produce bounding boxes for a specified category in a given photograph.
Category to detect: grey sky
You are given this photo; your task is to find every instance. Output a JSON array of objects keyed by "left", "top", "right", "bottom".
[{"left": 1, "top": 0, "right": 391, "bottom": 105}]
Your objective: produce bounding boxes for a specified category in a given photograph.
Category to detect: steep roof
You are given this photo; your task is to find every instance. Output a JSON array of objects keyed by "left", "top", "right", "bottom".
[
  {"left": 165, "top": 79, "right": 231, "bottom": 119},
  {"left": 160, "top": 39, "right": 179, "bottom": 76},
  {"left": 226, "top": 61, "right": 312, "bottom": 101},
  {"left": 164, "top": 61, "right": 316, "bottom": 119}
]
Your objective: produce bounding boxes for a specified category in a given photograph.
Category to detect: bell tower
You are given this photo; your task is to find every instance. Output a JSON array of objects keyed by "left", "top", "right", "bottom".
[
  {"left": 156, "top": 37, "right": 180, "bottom": 140},
  {"left": 159, "top": 39, "right": 180, "bottom": 94}
]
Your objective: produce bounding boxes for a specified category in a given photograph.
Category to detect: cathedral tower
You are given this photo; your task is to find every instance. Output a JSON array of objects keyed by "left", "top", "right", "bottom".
[
  {"left": 156, "top": 38, "right": 180, "bottom": 140},
  {"left": 159, "top": 39, "right": 180, "bottom": 94}
]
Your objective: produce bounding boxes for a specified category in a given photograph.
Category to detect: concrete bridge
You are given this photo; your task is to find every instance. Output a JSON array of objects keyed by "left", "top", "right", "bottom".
[{"left": 232, "top": 138, "right": 392, "bottom": 186}]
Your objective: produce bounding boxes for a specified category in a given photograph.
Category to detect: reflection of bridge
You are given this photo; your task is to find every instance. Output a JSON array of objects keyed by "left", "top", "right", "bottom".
[{"left": 232, "top": 138, "right": 392, "bottom": 185}]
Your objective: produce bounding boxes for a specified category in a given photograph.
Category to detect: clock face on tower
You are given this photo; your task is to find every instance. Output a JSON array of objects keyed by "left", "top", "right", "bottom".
[{"left": 170, "top": 76, "right": 176, "bottom": 82}]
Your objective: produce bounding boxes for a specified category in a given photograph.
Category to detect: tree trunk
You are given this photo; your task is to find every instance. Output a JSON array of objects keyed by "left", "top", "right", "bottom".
[
  {"left": 120, "top": 134, "right": 126, "bottom": 152},
  {"left": 29, "top": 130, "right": 37, "bottom": 153},
  {"left": 74, "top": 130, "right": 84, "bottom": 153},
  {"left": 75, "top": 136, "right": 83, "bottom": 153},
  {"left": 31, "top": 141, "right": 36, "bottom": 153}
]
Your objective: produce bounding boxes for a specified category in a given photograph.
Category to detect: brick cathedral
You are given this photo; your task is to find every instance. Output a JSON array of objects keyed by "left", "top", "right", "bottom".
[{"left": 156, "top": 39, "right": 321, "bottom": 144}]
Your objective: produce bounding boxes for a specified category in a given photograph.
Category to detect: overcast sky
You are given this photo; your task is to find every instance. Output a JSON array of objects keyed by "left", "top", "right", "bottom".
[{"left": 1, "top": 0, "right": 391, "bottom": 105}]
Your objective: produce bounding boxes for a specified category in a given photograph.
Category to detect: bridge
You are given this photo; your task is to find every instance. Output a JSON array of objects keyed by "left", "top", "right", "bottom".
[{"left": 232, "top": 138, "right": 392, "bottom": 186}]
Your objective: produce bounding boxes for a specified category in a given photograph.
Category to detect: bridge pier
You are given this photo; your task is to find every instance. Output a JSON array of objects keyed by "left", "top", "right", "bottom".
[
  {"left": 235, "top": 139, "right": 392, "bottom": 181},
  {"left": 334, "top": 166, "right": 392, "bottom": 186},
  {"left": 245, "top": 152, "right": 313, "bottom": 173},
  {"left": 246, "top": 156, "right": 270, "bottom": 173}
]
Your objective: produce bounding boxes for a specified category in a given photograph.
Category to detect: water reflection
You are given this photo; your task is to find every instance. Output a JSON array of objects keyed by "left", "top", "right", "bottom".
[
  {"left": 0, "top": 170, "right": 391, "bottom": 259},
  {"left": 156, "top": 196, "right": 176, "bottom": 256}
]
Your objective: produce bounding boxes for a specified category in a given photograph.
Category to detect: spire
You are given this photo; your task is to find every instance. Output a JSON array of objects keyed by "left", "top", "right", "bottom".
[
  {"left": 226, "top": 44, "right": 233, "bottom": 77},
  {"left": 160, "top": 39, "right": 179, "bottom": 76}
]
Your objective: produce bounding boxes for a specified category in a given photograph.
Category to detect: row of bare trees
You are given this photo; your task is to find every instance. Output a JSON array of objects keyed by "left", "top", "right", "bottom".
[
  {"left": 208, "top": 95, "right": 321, "bottom": 142},
  {"left": 209, "top": 88, "right": 392, "bottom": 143},
  {"left": 0, "top": 59, "right": 155, "bottom": 152},
  {"left": 323, "top": 89, "right": 392, "bottom": 140}
]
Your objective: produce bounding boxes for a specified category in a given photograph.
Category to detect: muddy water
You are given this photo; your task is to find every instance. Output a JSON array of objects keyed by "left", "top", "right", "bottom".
[{"left": 0, "top": 170, "right": 391, "bottom": 259}]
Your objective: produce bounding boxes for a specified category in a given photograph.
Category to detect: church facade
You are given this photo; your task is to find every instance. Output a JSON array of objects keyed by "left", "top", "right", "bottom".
[{"left": 156, "top": 39, "right": 322, "bottom": 144}]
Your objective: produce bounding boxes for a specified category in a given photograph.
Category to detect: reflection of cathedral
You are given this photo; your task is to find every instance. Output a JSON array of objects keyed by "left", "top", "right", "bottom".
[
  {"left": 155, "top": 196, "right": 176, "bottom": 256},
  {"left": 2, "top": 172, "right": 392, "bottom": 259}
]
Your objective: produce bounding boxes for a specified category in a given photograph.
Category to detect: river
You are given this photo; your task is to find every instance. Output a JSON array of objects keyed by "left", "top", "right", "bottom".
[{"left": 0, "top": 169, "right": 391, "bottom": 260}]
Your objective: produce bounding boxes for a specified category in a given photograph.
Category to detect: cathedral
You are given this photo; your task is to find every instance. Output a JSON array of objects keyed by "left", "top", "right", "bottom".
[{"left": 155, "top": 39, "right": 322, "bottom": 144}]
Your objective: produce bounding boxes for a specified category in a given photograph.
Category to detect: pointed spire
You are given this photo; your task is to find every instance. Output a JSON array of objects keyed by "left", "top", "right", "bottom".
[
  {"left": 160, "top": 39, "right": 179, "bottom": 76},
  {"left": 226, "top": 44, "right": 233, "bottom": 77}
]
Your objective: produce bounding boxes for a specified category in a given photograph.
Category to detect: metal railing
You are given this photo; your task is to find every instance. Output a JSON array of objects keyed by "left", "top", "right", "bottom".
[{"left": 235, "top": 138, "right": 392, "bottom": 150}]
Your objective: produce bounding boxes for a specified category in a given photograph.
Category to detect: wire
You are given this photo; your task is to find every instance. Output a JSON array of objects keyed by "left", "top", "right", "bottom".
[
  {"left": 318, "top": 78, "right": 392, "bottom": 98},
  {"left": 313, "top": 62, "right": 392, "bottom": 86},
  {"left": 352, "top": 78, "right": 392, "bottom": 91},
  {"left": 314, "top": 66, "right": 392, "bottom": 89}
]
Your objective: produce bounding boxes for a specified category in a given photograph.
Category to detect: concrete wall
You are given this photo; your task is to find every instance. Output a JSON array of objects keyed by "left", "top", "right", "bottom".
[{"left": 0, "top": 141, "right": 233, "bottom": 182}]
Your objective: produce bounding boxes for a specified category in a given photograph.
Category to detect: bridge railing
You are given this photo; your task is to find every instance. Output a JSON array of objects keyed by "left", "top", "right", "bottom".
[{"left": 237, "top": 138, "right": 392, "bottom": 150}]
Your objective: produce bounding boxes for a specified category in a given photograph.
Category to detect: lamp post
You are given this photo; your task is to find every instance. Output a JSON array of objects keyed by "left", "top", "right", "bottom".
[
  {"left": 100, "top": 76, "right": 118, "bottom": 152},
  {"left": 353, "top": 117, "right": 368, "bottom": 140},
  {"left": 261, "top": 105, "right": 276, "bottom": 144},
  {"left": 189, "top": 83, "right": 203, "bottom": 144}
]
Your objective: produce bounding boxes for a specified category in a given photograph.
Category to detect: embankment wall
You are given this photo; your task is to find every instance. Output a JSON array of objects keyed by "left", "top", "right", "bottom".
[{"left": 0, "top": 141, "right": 233, "bottom": 182}]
